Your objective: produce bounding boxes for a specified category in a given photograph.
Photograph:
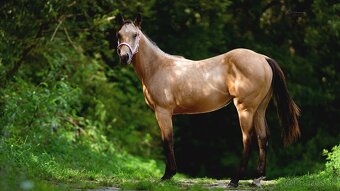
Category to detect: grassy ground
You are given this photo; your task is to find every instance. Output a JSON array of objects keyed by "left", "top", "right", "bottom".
[
  {"left": 272, "top": 173, "right": 339, "bottom": 191},
  {"left": 1, "top": 129, "right": 338, "bottom": 191},
  {"left": 1, "top": 140, "right": 339, "bottom": 191}
]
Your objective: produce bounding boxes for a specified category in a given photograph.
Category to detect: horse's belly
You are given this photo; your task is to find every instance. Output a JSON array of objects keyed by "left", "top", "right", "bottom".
[{"left": 173, "top": 93, "right": 233, "bottom": 114}]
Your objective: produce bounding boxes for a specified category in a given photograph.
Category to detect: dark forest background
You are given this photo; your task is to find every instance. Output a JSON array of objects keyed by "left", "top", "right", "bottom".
[{"left": 0, "top": 0, "right": 339, "bottom": 184}]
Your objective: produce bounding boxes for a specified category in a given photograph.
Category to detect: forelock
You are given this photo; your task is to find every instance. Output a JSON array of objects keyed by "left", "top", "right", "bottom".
[
  {"left": 123, "top": 20, "right": 133, "bottom": 24},
  {"left": 118, "top": 20, "right": 137, "bottom": 30}
]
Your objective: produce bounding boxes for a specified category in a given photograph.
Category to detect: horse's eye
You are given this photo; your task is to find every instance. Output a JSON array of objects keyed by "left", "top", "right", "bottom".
[
  {"left": 117, "top": 33, "right": 122, "bottom": 39},
  {"left": 133, "top": 33, "right": 137, "bottom": 38}
]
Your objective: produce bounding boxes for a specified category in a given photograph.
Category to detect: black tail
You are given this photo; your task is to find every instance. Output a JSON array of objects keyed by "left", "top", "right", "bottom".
[{"left": 266, "top": 58, "right": 300, "bottom": 145}]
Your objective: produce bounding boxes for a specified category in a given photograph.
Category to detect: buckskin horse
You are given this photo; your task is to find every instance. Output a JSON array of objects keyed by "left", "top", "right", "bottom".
[{"left": 115, "top": 14, "right": 300, "bottom": 187}]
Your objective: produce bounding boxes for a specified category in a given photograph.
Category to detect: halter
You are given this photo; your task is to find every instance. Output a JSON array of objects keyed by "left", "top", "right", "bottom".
[{"left": 117, "top": 32, "right": 141, "bottom": 63}]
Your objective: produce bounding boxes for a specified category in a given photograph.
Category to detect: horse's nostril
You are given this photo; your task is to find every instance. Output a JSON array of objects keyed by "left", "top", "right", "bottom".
[{"left": 120, "top": 53, "right": 130, "bottom": 63}]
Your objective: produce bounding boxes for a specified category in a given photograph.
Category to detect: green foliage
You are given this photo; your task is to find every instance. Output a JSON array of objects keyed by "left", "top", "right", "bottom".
[
  {"left": 323, "top": 144, "right": 340, "bottom": 175},
  {"left": 1, "top": 0, "right": 161, "bottom": 157},
  {"left": 0, "top": 79, "right": 79, "bottom": 139},
  {"left": 0, "top": 1, "right": 164, "bottom": 190}
]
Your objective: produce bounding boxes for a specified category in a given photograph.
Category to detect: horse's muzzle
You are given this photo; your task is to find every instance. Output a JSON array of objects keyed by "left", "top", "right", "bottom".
[{"left": 119, "top": 53, "right": 131, "bottom": 64}]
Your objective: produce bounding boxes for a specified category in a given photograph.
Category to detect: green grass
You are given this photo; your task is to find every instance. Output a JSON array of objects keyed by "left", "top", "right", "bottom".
[
  {"left": 1, "top": 131, "right": 338, "bottom": 191},
  {"left": 0, "top": 136, "right": 163, "bottom": 190},
  {"left": 272, "top": 172, "right": 339, "bottom": 191}
]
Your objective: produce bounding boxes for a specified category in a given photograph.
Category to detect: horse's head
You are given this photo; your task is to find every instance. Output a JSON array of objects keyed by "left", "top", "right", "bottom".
[{"left": 116, "top": 14, "right": 142, "bottom": 64}]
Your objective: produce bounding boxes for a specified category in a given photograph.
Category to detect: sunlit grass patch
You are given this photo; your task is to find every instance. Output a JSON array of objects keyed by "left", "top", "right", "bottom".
[
  {"left": 0, "top": 133, "right": 164, "bottom": 190},
  {"left": 272, "top": 172, "right": 339, "bottom": 191}
]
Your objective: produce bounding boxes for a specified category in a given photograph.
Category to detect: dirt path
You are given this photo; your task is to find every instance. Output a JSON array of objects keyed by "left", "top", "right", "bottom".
[{"left": 87, "top": 179, "right": 276, "bottom": 191}]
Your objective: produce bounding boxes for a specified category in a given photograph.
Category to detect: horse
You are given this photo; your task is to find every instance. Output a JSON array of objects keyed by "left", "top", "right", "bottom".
[{"left": 115, "top": 14, "right": 300, "bottom": 187}]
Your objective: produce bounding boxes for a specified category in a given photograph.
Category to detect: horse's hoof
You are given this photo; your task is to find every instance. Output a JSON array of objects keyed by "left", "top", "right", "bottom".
[
  {"left": 160, "top": 175, "right": 171, "bottom": 181},
  {"left": 251, "top": 177, "right": 265, "bottom": 187},
  {"left": 160, "top": 171, "right": 176, "bottom": 181},
  {"left": 160, "top": 175, "right": 173, "bottom": 181},
  {"left": 227, "top": 181, "right": 238, "bottom": 188}
]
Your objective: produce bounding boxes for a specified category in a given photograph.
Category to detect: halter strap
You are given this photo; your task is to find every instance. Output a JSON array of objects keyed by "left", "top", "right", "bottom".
[{"left": 117, "top": 32, "right": 141, "bottom": 62}]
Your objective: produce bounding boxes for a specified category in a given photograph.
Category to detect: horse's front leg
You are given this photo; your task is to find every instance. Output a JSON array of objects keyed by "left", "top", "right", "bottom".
[{"left": 155, "top": 108, "right": 177, "bottom": 180}]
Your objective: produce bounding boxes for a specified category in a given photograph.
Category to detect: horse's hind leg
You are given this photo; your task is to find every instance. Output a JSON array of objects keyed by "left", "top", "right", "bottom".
[
  {"left": 228, "top": 100, "right": 256, "bottom": 187},
  {"left": 252, "top": 92, "right": 271, "bottom": 186}
]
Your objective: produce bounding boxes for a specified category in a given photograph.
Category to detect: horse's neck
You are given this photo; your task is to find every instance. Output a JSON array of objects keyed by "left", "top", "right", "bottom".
[{"left": 132, "top": 33, "right": 169, "bottom": 84}]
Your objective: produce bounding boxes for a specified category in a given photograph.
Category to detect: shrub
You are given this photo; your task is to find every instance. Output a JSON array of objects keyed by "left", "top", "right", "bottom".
[{"left": 323, "top": 144, "right": 340, "bottom": 175}]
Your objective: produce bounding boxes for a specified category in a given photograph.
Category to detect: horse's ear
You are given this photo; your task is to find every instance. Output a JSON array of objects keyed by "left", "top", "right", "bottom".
[
  {"left": 134, "top": 13, "right": 142, "bottom": 28},
  {"left": 116, "top": 13, "right": 124, "bottom": 26}
]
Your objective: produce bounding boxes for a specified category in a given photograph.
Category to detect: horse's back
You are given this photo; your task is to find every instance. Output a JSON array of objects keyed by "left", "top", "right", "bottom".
[{"left": 226, "top": 48, "right": 268, "bottom": 63}]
